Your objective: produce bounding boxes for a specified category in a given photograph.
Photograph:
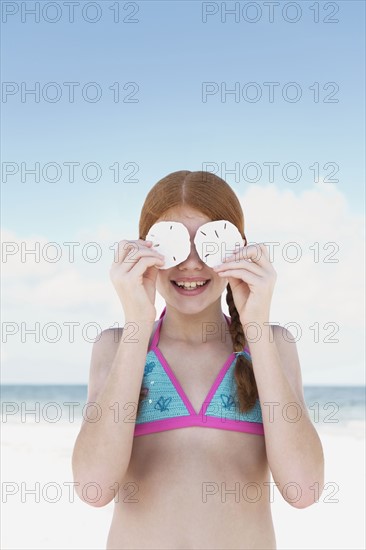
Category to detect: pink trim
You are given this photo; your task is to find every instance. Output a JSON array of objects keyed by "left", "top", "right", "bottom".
[
  {"left": 149, "top": 307, "right": 166, "bottom": 351},
  {"left": 151, "top": 307, "right": 241, "bottom": 417},
  {"left": 134, "top": 416, "right": 264, "bottom": 437},
  {"left": 199, "top": 354, "right": 235, "bottom": 416},
  {"left": 154, "top": 346, "right": 197, "bottom": 416},
  {"left": 136, "top": 306, "right": 262, "bottom": 437}
]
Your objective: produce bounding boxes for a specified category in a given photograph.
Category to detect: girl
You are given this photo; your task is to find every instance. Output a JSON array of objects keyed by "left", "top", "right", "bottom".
[{"left": 72, "top": 170, "right": 324, "bottom": 549}]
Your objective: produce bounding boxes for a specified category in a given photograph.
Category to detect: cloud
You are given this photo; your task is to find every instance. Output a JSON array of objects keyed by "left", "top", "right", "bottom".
[
  {"left": 237, "top": 180, "right": 364, "bottom": 323},
  {"left": 1, "top": 226, "right": 117, "bottom": 311},
  {"left": 234, "top": 180, "right": 365, "bottom": 385},
  {"left": 1, "top": 182, "right": 365, "bottom": 384}
]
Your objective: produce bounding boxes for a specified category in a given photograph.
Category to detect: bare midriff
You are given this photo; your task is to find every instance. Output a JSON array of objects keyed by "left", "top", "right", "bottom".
[{"left": 106, "top": 427, "right": 276, "bottom": 549}]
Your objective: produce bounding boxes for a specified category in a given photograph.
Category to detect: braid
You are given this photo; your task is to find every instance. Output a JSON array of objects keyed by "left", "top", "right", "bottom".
[{"left": 226, "top": 283, "right": 259, "bottom": 413}]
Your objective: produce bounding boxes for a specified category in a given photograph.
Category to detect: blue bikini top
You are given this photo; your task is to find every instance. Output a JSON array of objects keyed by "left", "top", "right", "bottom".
[{"left": 134, "top": 307, "right": 264, "bottom": 437}]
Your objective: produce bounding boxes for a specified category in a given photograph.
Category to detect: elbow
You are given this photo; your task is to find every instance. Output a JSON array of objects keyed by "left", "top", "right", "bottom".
[
  {"left": 73, "top": 481, "right": 115, "bottom": 508},
  {"left": 72, "top": 470, "right": 117, "bottom": 508},
  {"left": 284, "top": 448, "right": 325, "bottom": 509},
  {"left": 72, "top": 455, "right": 118, "bottom": 508},
  {"left": 286, "top": 475, "right": 325, "bottom": 509},
  {"left": 80, "top": 493, "right": 115, "bottom": 508},
  {"left": 289, "top": 496, "right": 316, "bottom": 509}
]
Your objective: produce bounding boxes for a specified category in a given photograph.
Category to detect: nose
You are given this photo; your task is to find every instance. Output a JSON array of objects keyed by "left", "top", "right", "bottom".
[{"left": 178, "top": 240, "right": 204, "bottom": 268}]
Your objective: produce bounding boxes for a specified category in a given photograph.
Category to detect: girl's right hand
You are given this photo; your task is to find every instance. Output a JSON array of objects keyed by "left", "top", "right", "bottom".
[{"left": 109, "top": 239, "right": 165, "bottom": 323}]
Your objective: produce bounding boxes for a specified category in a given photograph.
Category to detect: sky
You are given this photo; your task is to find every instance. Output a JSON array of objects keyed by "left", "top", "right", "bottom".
[{"left": 1, "top": 0, "right": 365, "bottom": 385}]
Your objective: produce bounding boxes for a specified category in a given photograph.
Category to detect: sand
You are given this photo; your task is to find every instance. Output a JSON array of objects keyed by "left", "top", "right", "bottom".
[{"left": 1, "top": 421, "right": 365, "bottom": 550}]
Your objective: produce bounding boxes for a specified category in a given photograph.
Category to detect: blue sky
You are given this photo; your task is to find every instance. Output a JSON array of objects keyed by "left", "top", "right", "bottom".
[{"left": 1, "top": 1, "right": 365, "bottom": 384}]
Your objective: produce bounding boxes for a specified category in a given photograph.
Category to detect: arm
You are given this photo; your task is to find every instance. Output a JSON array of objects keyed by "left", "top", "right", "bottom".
[
  {"left": 214, "top": 242, "right": 324, "bottom": 508},
  {"left": 248, "top": 322, "right": 325, "bottom": 509},
  {"left": 71, "top": 319, "right": 154, "bottom": 507}
]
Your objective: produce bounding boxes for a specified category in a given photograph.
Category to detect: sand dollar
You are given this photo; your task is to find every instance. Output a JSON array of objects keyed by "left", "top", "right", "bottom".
[
  {"left": 146, "top": 221, "right": 191, "bottom": 269},
  {"left": 194, "top": 220, "right": 244, "bottom": 268}
]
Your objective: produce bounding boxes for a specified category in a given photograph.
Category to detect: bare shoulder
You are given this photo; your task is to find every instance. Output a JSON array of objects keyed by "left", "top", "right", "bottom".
[
  {"left": 270, "top": 324, "right": 309, "bottom": 412},
  {"left": 85, "top": 322, "right": 158, "bottom": 405}
]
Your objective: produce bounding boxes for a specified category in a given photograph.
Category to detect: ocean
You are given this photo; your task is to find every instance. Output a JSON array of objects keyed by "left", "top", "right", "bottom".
[{"left": 0, "top": 385, "right": 365, "bottom": 430}]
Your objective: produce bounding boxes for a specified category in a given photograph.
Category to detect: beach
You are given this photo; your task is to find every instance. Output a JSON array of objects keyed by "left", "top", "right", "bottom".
[{"left": 1, "top": 419, "right": 365, "bottom": 550}]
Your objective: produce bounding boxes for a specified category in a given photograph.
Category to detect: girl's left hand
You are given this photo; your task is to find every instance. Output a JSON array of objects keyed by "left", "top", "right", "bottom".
[{"left": 213, "top": 243, "right": 277, "bottom": 326}]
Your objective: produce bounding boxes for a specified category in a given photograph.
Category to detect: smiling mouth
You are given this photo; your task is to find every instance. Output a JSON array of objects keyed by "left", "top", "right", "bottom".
[{"left": 171, "top": 280, "right": 210, "bottom": 290}]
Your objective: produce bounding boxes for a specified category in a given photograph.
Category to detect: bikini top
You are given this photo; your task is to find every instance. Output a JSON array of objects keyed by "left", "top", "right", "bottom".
[{"left": 134, "top": 307, "right": 264, "bottom": 437}]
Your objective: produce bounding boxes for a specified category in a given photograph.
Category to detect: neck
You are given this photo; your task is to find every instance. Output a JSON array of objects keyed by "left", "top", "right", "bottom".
[{"left": 160, "top": 304, "right": 230, "bottom": 346}]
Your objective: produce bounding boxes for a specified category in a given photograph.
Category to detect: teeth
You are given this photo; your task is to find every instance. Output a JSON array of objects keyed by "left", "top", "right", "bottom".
[{"left": 175, "top": 281, "right": 207, "bottom": 289}]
